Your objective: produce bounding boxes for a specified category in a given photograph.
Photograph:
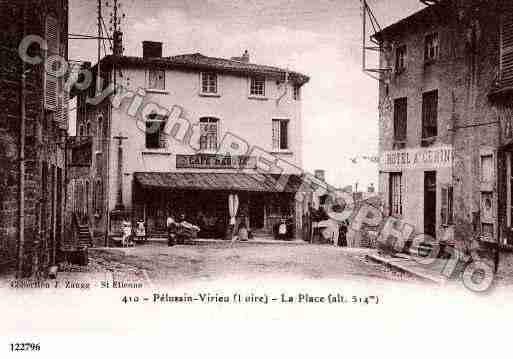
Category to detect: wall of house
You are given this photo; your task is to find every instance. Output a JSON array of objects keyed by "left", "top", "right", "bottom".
[
  {"left": 107, "top": 67, "right": 304, "bottom": 212},
  {"left": 0, "top": 0, "right": 68, "bottom": 275},
  {"left": 378, "top": 0, "right": 502, "bottom": 249}
]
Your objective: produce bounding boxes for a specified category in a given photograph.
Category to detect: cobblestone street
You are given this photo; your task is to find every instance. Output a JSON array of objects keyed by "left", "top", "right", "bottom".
[{"left": 88, "top": 241, "right": 419, "bottom": 287}]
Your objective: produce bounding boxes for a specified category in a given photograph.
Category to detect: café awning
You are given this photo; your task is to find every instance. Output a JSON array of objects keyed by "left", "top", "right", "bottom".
[{"left": 133, "top": 172, "right": 303, "bottom": 193}]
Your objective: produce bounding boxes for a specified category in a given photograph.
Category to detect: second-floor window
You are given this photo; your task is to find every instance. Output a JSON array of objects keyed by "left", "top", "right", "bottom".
[
  {"left": 201, "top": 72, "right": 218, "bottom": 94},
  {"left": 145, "top": 114, "right": 166, "bottom": 149},
  {"left": 148, "top": 69, "right": 165, "bottom": 90},
  {"left": 422, "top": 90, "right": 438, "bottom": 140},
  {"left": 250, "top": 77, "right": 265, "bottom": 96},
  {"left": 272, "top": 119, "right": 289, "bottom": 150},
  {"left": 393, "top": 97, "right": 407, "bottom": 142},
  {"left": 395, "top": 45, "right": 407, "bottom": 73},
  {"left": 424, "top": 33, "right": 439, "bottom": 63},
  {"left": 199, "top": 117, "right": 219, "bottom": 151},
  {"left": 293, "top": 85, "right": 301, "bottom": 101}
]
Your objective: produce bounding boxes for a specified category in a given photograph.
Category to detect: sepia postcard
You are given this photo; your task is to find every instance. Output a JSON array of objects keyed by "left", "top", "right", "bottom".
[{"left": 1, "top": 0, "right": 513, "bottom": 357}]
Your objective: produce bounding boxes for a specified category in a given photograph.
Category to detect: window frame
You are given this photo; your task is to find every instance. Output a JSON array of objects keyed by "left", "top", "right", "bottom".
[
  {"left": 272, "top": 118, "right": 290, "bottom": 151},
  {"left": 147, "top": 68, "right": 166, "bottom": 91},
  {"left": 389, "top": 172, "right": 403, "bottom": 217},
  {"left": 249, "top": 76, "right": 266, "bottom": 97},
  {"left": 293, "top": 84, "right": 301, "bottom": 101},
  {"left": 395, "top": 44, "right": 407, "bottom": 73},
  {"left": 200, "top": 72, "right": 219, "bottom": 95},
  {"left": 421, "top": 89, "right": 438, "bottom": 143},
  {"left": 199, "top": 117, "right": 220, "bottom": 153},
  {"left": 393, "top": 97, "right": 407, "bottom": 143},
  {"left": 424, "top": 32, "right": 440, "bottom": 64},
  {"left": 145, "top": 114, "right": 167, "bottom": 149}
]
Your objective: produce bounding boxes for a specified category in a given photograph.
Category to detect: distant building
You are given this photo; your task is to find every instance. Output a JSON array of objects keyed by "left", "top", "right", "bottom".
[
  {"left": 374, "top": 0, "right": 513, "bottom": 249},
  {"left": 69, "top": 42, "right": 309, "bottom": 241},
  {"left": 0, "top": 0, "right": 69, "bottom": 275}
]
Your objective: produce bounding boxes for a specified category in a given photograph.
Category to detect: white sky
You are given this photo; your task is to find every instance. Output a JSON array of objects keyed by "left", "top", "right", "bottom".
[{"left": 68, "top": 0, "right": 425, "bottom": 189}]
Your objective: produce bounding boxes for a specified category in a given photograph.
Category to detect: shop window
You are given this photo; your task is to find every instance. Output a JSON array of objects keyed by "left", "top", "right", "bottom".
[
  {"left": 250, "top": 77, "right": 265, "bottom": 96},
  {"left": 148, "top": 69, "right": 165, "bottom": 90},
  {"left": 393, "top": 97, "right": 407, "bottom": 144},
  {"left": 421, "top": 90, "right": 438, "bottom": 143},
  {"left": 201, "top": 72, "right": 218, "bottom": 94},
  {"left": 424, "top": 32, "right": 439, "bottom": 63},
  {"left": 441, "top": 185, "right": 453, "bottom": 226},
  {"left": 389, "top": 172, "right": 403, "bottom": 216},
  {"left": 272, "top": 119, "right": 289, "bottom": 150},
  {"left": 395, "top": 45, "right": 407, "bottom": 73},
  {"left": 199, "top": 117, "right": 219, "bottom": 152}
]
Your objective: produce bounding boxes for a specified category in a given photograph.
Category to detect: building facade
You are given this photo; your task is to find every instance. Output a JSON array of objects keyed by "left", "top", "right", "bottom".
[
  {"left": 375, "top": 0, "right": 513, "bottom": 251},
  {"left": 0, "top": 0, "right": 69, "bottom": 275},
  {"left": 71, "top": 42, "right": 309, "bottom": 242}
]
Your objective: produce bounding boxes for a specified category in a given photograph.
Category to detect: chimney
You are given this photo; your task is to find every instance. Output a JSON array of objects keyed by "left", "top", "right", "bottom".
[
  {"left": 241, "top": 50, "right": 249, "bottom": 63},
  {"left": 231, "top": 50, "right": 250, "bottom": 63},
  {"left": 314, "top": 170, "right": 325, "bottom": 182},
  {"left": 142, "top": 41, "right": 163, "bottom": 58}
]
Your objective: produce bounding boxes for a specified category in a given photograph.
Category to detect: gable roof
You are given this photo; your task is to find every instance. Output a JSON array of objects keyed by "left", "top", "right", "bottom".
[
  {"left": 99, "top": 52, "right": 309, "bottom": 85},
  {"left": 372, "top": 0, "right": 450, "bottom": 42}
]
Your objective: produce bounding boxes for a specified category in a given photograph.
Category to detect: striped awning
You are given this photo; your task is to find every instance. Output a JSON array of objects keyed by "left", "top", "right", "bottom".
[{"left": 133, "top": 172, "right": 303, "bottom": 193}]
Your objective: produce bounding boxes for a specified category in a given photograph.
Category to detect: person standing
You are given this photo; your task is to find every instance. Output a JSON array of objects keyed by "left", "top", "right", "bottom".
[{"left": 166, "top": 213, "right": 176, "bottom": 246}]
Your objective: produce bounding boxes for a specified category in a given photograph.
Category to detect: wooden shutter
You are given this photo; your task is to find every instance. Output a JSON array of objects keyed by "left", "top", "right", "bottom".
[
  {"left": 501, "top": 4, "right": 513, "bottom": 88},
  {"left": 393, "top": 97, "right": 407, "bottom": 141},
  {"left": 44, "top": 15, "right": 59, "bottom": 111},
  {"left": 280, "top": 120, "right": 288, "bottom": 149},
  {"left": 55, "top": 78, "right": 69, "bottom": 130}
]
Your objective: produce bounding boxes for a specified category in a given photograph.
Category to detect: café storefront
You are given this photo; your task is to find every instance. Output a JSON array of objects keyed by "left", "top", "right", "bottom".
[{"left": 131, "top": 154, "right": 303, "bottom": 239}]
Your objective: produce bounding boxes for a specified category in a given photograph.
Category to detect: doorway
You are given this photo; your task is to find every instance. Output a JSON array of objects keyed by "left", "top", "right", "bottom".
[
  {"left": 249, "top": 194, "right": 265, "bottom": 230},
  {"left": 424, "top": 171, "right": 437, "bottom": 238}
]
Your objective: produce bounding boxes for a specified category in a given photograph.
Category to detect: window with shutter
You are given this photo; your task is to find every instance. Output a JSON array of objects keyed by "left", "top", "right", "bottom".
[
  {"left": 44, "top": 15, "right": 60, "bottom": 111},
  {"left": 421, "top": 90, "right": 438, "bottom": 142},
  {"left": 272, "top": 119, "right": 289, "bottom": 150},
  {"left": 393, "top": 97, "right": 407, "bottom": 143},
  {"left": 441, "top": 185, "right": 453, "bottom": 226},
  {"left": 501, "top": 4, "right": 513, "bottom": 88}
]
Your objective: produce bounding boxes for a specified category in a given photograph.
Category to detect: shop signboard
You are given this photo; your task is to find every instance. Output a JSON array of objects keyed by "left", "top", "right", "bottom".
[
  {"left": 176, "top": 154, "right": 257, "bottom": 169},
  {"left": 379, "top": 145, "right": 453, "bottom": 171}
]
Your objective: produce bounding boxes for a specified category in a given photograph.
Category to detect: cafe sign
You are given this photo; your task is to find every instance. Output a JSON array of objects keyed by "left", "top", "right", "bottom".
[
  {"left": 176, "top": 154, "right": 257, "bottom": 169},
  {"left": 380, "top": 145, "right": 453, "bottom": 171}
]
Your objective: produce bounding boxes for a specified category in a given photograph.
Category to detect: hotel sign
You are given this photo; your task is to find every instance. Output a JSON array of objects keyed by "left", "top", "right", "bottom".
[
  {"left": 380, "top": 145, "right": 453, "bottom": 171},
  {"left": 176, "top": 154, "right": 257, "bottom": 169}
]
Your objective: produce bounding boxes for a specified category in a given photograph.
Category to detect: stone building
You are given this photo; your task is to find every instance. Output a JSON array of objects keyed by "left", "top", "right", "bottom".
[
  {"left": 70, "top": 41, "right": 310, "bottom": 242},
  {"left": 0, "top": 0, "right": 69, "bottom": 275},
  {"left": 374, "top": 0, "right": 513, "bottom": 251}
]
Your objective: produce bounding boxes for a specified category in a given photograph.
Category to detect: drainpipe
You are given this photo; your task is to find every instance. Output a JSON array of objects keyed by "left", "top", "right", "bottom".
[{"left": 17, "top": 0, "right": 27, "bottom": 278}]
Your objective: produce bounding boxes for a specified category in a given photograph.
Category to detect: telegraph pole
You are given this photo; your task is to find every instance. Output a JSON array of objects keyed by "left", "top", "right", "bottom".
[{"left": 96, "top": 0, "right": 102, "bottom": 96}]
